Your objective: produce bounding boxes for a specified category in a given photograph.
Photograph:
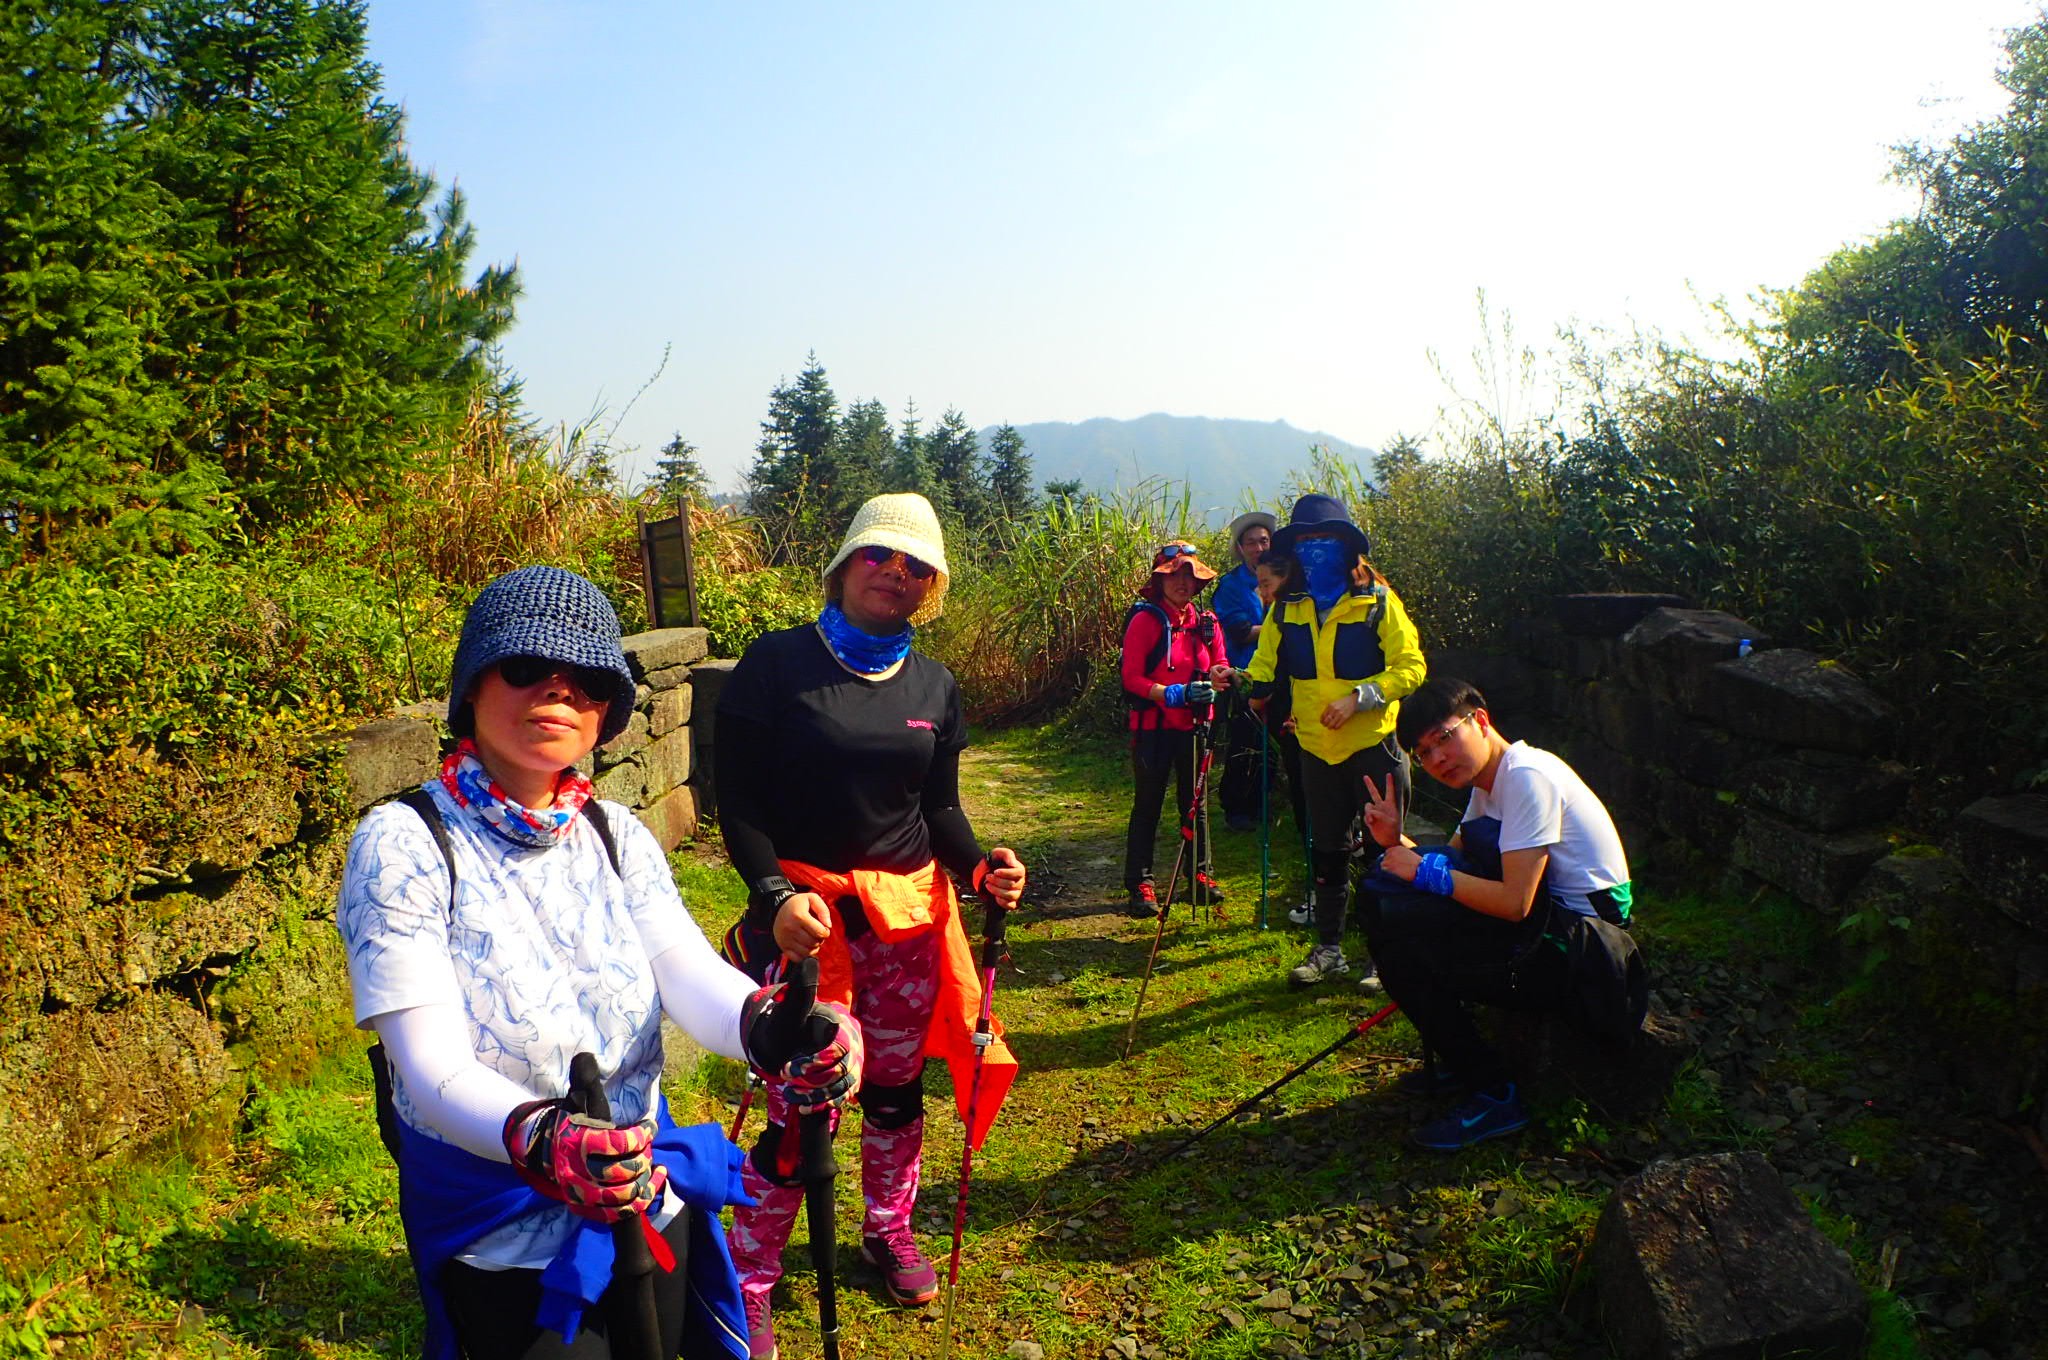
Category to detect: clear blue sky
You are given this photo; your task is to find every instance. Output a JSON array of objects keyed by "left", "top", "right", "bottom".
[{"left": 363, "top": 1, "right": 2036, "bottom": 492}]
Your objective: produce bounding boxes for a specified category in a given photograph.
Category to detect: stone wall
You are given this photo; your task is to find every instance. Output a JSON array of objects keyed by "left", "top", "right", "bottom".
[
  {"left": 1435, "top": 594, "right": 2047, "bottom": 1133},
  {"left": 0, "top": 626, "right": 724, "bottom": 1223}
]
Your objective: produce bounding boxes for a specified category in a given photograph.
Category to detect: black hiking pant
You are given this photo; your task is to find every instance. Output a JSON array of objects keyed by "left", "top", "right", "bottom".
[
  {"left": 1369, "top": 895, "right": 1590, "bottom": 1092},
  {"left": 1216, "top": 693, "right": 1271, "bottom": 822},
  {"left": 441, "top": 1210, "right": 704, "bottom": 1358},
  {"left": 1297, "top": 737, "right": 1409, "bottom": 948},
  {"left": 1124, "top": 725, "right": 1213, "bottom": 892}
]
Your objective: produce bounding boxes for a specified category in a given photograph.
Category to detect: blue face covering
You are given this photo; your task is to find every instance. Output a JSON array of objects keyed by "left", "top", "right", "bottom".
[
  {"left": 817, "top": 601, "right": 914, "bottom": 674},
  {"left": 1294, "top": 536, "right": 1353, "bottom": 610}
]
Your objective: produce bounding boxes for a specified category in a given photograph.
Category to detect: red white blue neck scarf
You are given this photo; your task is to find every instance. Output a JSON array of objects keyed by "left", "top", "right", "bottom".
[{"left": 439, "top": 739, "right": 594, "bottom": 849}]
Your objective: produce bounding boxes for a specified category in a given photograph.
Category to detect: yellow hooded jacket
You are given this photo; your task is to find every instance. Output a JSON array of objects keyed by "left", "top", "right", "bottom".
[{"left": 1245, "top": 582, "right": 1426, "bottom": 765}]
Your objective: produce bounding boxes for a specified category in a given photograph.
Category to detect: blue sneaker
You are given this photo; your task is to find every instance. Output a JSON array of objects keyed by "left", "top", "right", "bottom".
[{"left": 1412, "top": 1084, "right": 1529, "bottom": 1150}]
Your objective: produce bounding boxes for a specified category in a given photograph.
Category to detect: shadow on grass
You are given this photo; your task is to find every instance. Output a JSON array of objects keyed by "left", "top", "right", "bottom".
[{"left": 142, "top": 1213, "right": 421, "bottom": 1354}]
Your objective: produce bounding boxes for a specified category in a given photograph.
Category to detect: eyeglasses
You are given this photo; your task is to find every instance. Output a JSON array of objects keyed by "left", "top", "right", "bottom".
[
  {"left": 854, "top": 545, "right": 938, "bottom": 580},
  {"left": 497, "top": 655, "right": 615, "bottom": 699},
  {"left": 1411, "top": 710, "right": 1477, "bottom": 763}
]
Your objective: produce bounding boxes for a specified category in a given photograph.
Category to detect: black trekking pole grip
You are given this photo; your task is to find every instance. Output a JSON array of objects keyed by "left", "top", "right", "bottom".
[
  {"left": 979, "top": 899, "right": 1010, "bottom": 971},
  {"left": 758, "top": 953, "right": 820, "bottom": 1070},
  {"left": 568, "top": 1052, "right": 662, "bottom": 1360},
  {"left": 770, "top": 955, "right": 842, "bottom": 1358}
]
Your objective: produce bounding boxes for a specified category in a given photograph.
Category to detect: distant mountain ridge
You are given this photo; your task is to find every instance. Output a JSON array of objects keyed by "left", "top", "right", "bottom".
[{"left": 980, "top": 414, "right": 1375, "bottom": 520}]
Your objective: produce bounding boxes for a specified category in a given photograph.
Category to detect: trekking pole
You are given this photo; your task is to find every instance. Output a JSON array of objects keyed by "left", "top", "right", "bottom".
[
  {"left": 767, "top": 956, "right": 841, "bottom": 1360},
  {"left": 1156, "top": 1002, "right": 1399, "bottom": 1163},
  {"left": 1258, "top": 719, "right": 1270, "bottom": 931},
  {"left": 1122, "top": 710, "right": 1218, "bottom": 1058},
  {"left": 568, "top": 1052, "right": 663, "bottom": 1360},
  {"left": 936, "top": 898, "right": 1010, "bottom": 1360},
  {"left": 727, "top": 956, "right": 785, "bottom": 1142}
]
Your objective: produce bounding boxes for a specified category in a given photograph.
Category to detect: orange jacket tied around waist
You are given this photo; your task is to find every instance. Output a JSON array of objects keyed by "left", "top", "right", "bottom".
[{"left": 779, "top": 857, "right": 1016, "bottom": 1150}]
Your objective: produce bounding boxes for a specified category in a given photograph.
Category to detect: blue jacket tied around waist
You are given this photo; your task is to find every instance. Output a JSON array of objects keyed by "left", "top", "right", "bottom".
[{"left": 396, "top": 1095, "right": 754, "bottom": 1360}]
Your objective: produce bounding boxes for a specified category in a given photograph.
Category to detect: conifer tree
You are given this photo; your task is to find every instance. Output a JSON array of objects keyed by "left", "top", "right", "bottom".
[
  {"left": 0, "top": 2, "right": 221, "bottom": 555},
  {"left": 651, "top": 433, "right": 710, "bottom": 506},
  {"left": 987, "top": 423, "right": 1036, "bottom": 518},
  {"left": 828, "top": 397, "right": 891, "bottom": 529},
  {"left": 747, "top": 352, "right": 840, "bottom": 560},
  {"left": 926, "top": 406, "right": 987, "bottom": 530},
  {"left": 135, "top": 0, "right": 517, "bottom": 521},
  {"left": 886, "top": 400, "right": 950, "bottom": 516}
]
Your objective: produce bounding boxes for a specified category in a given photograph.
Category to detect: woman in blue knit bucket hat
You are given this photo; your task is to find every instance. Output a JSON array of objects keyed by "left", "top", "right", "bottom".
[
  {"left": 337, "top": 564, "right": 862, "bottom": 1360},
  {"left": 1221, "top": 495, "right": 1427, "bottom": 990}
]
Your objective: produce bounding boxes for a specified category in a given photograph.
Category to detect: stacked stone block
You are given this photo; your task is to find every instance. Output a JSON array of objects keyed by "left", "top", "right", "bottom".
[{"left": 1442, "top": 593, "right": 2047, "bottom": 1139}]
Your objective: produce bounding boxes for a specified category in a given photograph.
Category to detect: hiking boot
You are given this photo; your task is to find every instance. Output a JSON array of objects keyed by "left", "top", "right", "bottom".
[
  {"left": 862, "top": 1229, "right": 939, "bottom": 1306},
  {"left": 1286, "top": 900, "right": 1314, "bottom": 928},
  {"left": 1412, "top": 1084, "right": 1530, "bottom": 1151},
  {"left": 743, "top": 1290, "right": 777, "bottom": 1359},
  {"left": 1393, "top": 1059, "right": 1465, "bottom": 1097},
  {"left": 1287, "top": 944, "right": 1347, "bottom": 987},
  {"left": 1182, "top": 871, "right": 1226, "bottom": 903},
  {"left": 1126, "top": 882, "right": 1159, "bottom": 919},
  {"left": 1354, "top": 960, "right": 1384, "bottom": 993}
]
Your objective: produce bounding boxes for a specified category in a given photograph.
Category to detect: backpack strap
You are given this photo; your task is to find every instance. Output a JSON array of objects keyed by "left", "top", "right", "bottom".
[
  {"left": 370, "top": 786, "right": 629, "bottom": 1167},
  {"left": 396, "top": 788, "right": 457, "bottom": 914},
  {"left": 582, "top": 798, "right": 624, "bottom": 879}
]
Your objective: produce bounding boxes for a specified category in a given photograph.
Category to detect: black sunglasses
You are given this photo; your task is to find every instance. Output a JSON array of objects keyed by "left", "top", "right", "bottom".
[
  {"left": 496, "top": 655, "right": 615, "bottom": 699},
  {"left": 854, "top": 545, "right": 938, "bottom": 580}
]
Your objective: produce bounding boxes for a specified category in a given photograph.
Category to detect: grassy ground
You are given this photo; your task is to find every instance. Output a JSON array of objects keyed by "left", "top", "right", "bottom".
[{"left": 1, "top": 721, "right": 2040, "bottom": 1357}]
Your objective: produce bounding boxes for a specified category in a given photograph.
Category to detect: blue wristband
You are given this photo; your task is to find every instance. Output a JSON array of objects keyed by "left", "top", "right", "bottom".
[
  {"left": 1160, "top": 683, "right": 1187, "bottom": 707},
  {"left": 1413, "top": 851, "right": 1455, "bottom": 897}
]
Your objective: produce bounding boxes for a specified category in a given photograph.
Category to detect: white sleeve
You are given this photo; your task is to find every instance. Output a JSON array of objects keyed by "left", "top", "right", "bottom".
[
  {"left": 607, "top": 802, "right": 754, "bottom": 1061},
  {"left": 651, "top": 941, "right": 754, "bottom": 1062},
  {"left": 337, "top": 804, "right": 465, "bottom": 1026},
  {"left": 1495, "top": 762, "right": 1566, "bottom": 854},
  {"left": 372, "top": 1003, "right": 539, "bottom": 1162}
]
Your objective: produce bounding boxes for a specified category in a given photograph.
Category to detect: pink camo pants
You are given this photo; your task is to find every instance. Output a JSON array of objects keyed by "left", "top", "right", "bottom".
[{"left": 726, "top": 924, "right": 940, "bottom": 1297}]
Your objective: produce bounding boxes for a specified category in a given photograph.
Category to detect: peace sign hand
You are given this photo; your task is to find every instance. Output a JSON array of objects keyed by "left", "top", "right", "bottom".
[{"left": 1362, "top": 773, "right": 1404, "bottom": 849}]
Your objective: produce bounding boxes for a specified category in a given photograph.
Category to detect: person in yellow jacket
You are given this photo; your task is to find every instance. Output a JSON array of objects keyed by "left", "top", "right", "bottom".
[{"left": 1225, "top": 494, "right": 1425, "bottom": 988}]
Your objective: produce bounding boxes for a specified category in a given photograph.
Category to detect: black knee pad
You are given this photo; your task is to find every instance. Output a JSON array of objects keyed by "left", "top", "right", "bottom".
[
  {"left": 857, "top": 1068, "right": 925, "bottom": 1130},
  {"left": 749, "top": 1120, "right": 804, "bottom": 1187}
]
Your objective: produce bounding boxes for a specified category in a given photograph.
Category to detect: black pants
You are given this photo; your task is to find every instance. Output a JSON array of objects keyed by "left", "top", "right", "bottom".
[
  {"left": 1216, "top": 694, "right": 1270, "bottom": 821},
  {"left": 1123, "top": 725, "right": 1213, "bottom": 891},
  {"left": 1295, "top": 738, "right": 1410, "bottom": 947},
  {"left": 441, "top": 1212, "right": 700, "bottom": 1359},
  {"left": 1369, "top": 895, "right": 1584, "bottom": 1092}
]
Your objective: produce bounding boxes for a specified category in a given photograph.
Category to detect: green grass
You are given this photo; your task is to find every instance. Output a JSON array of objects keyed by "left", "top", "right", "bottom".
[{"left": 0, "top": 720, "right": 1966, "bottom": 1357}]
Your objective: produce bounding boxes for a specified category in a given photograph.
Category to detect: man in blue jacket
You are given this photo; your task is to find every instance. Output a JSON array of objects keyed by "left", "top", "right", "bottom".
[{"left": 1214, "top": 509, "right": 1276, "bottom": 831}]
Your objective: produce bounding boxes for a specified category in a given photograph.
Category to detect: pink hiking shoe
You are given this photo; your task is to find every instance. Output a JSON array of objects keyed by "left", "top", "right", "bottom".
[
  {"left": 862, "top": 1228, "right": 939, "bottom": 1306},
  {"left": 743, "top": 1289, "right": 777, "bottom": 1359}
]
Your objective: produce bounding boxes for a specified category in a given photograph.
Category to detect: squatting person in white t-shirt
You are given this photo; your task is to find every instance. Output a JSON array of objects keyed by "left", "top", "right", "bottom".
[{"left": 1361, "top": 676, "right": 1638, "bottom": 1151}]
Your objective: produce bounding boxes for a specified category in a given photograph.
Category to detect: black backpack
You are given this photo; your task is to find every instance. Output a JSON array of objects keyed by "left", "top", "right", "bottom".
[
  {"left": 366, "top": 789, "right": 623, "bottom": 1161},
  {"left": 1119, "top": 601, "right": 1219, "bottom": 727}
]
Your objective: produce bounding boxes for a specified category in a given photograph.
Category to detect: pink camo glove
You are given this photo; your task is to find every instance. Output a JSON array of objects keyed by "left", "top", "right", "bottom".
[
  {"left": 783, "top": 999, "right": 862, "bottom": 1111},
  {"left": 502, "top": 1099, "right": 669, "bottom": 1222}
]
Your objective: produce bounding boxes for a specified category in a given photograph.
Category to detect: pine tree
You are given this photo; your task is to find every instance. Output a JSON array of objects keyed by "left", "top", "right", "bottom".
[
  {"left": 136, "top": 0, "right": 517, "bottom": 522},
  {"left": 986, "top": 423, "right": 1036, "bottom": 519},
  {"left": 0, "top": 2, "right": 220, "bottom": 556},
  {"left": 747, "top": 352, "right": 839, "bottom": 561},
  {"left": 827, "top": 397, "right": 891, "bottom": 531},
  {"left": 886, "top": 400, "right": 949, "bottom": 516},
  {"left": 926, "top": 406, "right": 986, "bottom": 530},
  {"left": 651, "top": 433, "right": 710, "bottom": 506}
]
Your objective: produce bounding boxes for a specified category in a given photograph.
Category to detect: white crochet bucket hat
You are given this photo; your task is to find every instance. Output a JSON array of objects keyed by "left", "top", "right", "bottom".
[{"left": 822, "top": 492, "right": 951, "bottom": 624}]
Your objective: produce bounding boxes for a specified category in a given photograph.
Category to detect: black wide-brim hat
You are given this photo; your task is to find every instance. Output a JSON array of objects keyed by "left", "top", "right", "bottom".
[
  {"left": 447, "top": 565, "right": 638, "bottom": 746},
  {"left": 1270, "top": 493, "right": 1371, "bottom": 559}
]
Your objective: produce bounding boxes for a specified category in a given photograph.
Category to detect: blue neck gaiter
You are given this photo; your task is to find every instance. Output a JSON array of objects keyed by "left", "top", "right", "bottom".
[
  {"left": 1294, "top": 537, "right": 1353, "bottom": 611},
  {"left": 817, "top": 602, "right": 914, "bottom": 674}
]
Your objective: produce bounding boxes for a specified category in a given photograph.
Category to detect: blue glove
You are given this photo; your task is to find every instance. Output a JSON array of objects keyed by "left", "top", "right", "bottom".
[
  {"left": 1413, "top": 851, "right": 1456, "bottom": 897},
  {"left": 1160, "top": 683, "right": 1188, "bottom": 708}
]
